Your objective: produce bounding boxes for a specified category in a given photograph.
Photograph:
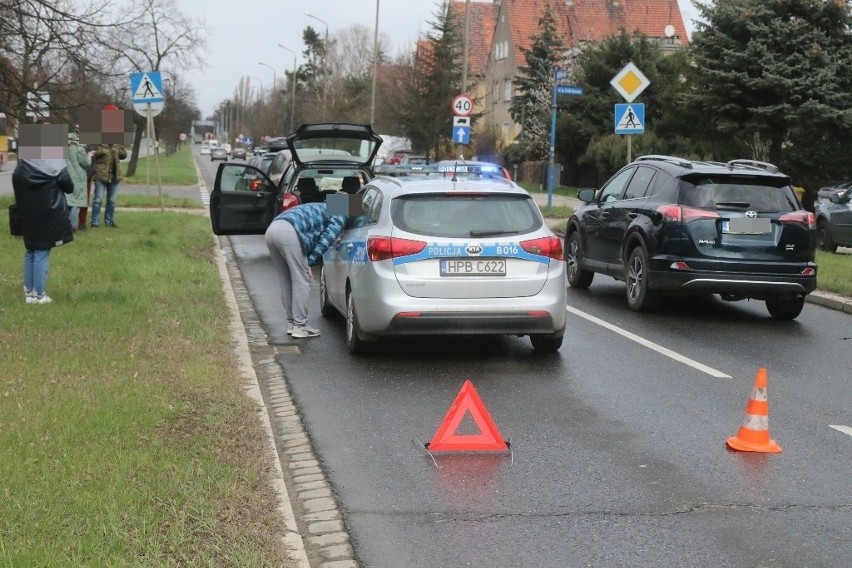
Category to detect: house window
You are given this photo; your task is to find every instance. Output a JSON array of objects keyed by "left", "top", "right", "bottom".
[
  {"left": 501, "top": 123, "right": 511, "bottom": 137},
  {"left": 504, "top": 81, "right": 512, "bottom": 101},
  {"left": 493, "top": 82, "right": 499, "bottom": 103}
]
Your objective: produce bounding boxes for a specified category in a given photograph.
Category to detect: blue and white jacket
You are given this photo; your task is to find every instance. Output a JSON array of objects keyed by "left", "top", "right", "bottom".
[{"left": 273, "top": 203, "right": 346, "bottom": 266}]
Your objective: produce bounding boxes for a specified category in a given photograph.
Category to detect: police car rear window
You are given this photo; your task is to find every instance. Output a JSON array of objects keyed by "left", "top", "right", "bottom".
[
  {"left": 678, "top": 175, "right": 798, "bottom": 212},
  {"left": 391, "top": 194, "right": 541, "bottom": 238}
]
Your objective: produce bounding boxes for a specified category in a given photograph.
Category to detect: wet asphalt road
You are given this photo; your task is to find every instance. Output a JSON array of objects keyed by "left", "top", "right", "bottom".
[{"left": 193, "top": 153, "right": 852, "bottom": 568}]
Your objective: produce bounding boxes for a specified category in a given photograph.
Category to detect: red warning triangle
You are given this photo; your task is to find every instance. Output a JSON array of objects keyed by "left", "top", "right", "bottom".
[{"left": 427, "top": 380, "right": 508, "bottom": 452}]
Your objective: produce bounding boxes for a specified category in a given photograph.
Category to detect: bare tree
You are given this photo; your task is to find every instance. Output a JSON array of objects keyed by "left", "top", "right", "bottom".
[
  {"left": 0, "top": 0, "right": 114, "bottom": 124},
  {"left": 101, "top": 0, "right": 207, "bottom": 175}
]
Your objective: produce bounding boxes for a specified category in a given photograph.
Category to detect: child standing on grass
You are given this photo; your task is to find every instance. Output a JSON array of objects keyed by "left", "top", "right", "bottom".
[{"left": 13, "top": 124, "right": 75, "bottom": 304}]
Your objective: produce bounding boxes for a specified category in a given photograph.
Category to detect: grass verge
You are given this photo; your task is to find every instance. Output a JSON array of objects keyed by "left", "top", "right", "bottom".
[
  {"left": 816, "top": 250, "right": 852, "bottom": 297},
  {"left": 0, "top": 203, "right": 287, "bottom": 566},
  {"left": 118, "top": 194, "right": 203, "bottom": 209},
  {"left": 124, "top": 145, "right": 198, "bottom": 186}
]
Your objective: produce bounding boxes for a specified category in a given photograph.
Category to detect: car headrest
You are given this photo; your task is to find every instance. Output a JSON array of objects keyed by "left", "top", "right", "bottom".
[
  {"left": 341, "top": 176, "right": 361, "bottom": 194},
  {"left": 297, "top": 177, "right": 318, "bottom": 193}
]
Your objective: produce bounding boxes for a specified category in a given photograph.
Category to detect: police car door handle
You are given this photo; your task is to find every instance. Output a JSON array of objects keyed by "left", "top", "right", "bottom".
[{"left": 628, "top": 212, "right": 638, "bottom": 219}]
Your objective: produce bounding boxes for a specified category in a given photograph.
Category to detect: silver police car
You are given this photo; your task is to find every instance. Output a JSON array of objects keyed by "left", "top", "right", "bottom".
[{"left": 320, "top": 166, "right": 567, "bottom": 353}]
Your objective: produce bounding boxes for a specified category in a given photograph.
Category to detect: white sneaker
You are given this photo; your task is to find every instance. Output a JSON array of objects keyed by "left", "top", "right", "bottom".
[
  {"left": 35, "top": 294, "right": 53, "bottom": 304},
  {"left": 25, "top": 289, "right": 36, "bottom": 304},
  {"left": 286, "top": 323, "right": 295, "bottom": 335},
  {"left": 291, "top": 326, "right": 320, "bottom": 338}
]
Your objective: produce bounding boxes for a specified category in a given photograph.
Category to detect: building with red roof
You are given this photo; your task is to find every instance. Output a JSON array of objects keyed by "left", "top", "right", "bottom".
[{"left": 486, "top": 0, "right": 688, "bottom": 142}]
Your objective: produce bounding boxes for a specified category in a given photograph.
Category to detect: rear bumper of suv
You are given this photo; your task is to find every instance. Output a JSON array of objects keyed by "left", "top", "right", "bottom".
[{"left": 648, "top": 259, "right": 817, "bottom": 296}]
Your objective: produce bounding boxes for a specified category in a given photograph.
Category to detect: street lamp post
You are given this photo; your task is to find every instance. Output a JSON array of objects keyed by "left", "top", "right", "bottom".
[
  {"left": 259, "top": 62, "right": 276, "bottom": 95},
  {"left": 259, "top": 62, "right": 277, "bottom": 132},
  {"left": 304, "top": 12, "right": 329, "bottom": 120},
  {"left": 277, "top": 44, "right": 298, "bottom": 133},
  {"left": 370, "top": 0, "right": 380, "bottom": 125}
]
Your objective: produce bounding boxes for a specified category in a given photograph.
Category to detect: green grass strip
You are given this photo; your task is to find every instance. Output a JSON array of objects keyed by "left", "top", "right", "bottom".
[
  {"left": 124, "top": 145, "right": 198, "bottom": 186},
  {"left": 0, "top": 209, "right": 286, "bottom": 566}
]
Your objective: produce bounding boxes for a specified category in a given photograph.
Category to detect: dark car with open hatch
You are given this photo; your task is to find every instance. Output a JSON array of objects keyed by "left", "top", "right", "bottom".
[{"left": 564, "top": 155, "right": 816, "bottom": 320}]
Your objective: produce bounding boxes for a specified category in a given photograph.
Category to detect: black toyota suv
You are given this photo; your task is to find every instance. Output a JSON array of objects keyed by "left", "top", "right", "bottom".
[{"left": 565, "top": 155, "right": 817, "bottom": 319}]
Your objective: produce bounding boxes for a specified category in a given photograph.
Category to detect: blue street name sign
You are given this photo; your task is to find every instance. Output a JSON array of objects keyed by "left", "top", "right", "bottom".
[
  {"left": 453, "top": 125, "right": 471, "bottom": 145},
  {"left": 556, "top": 85, "right": 584, "bottom": 96}
]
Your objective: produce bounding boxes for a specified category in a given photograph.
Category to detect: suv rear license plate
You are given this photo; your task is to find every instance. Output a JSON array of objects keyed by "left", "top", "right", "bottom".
[
  {"left": 440, "top": 258, "right": 506, "bottom": 276},
  {"left": 723, "top": 218, "right": 771, "bottom": 234}
]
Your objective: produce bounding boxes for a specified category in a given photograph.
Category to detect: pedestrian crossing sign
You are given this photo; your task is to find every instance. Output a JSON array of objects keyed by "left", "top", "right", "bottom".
[
  {"left": 130, "top": 71, "right": 164, "bottom": 103},
  {"left": 614, "top": 103, "right": 645, "bottom": 135}
]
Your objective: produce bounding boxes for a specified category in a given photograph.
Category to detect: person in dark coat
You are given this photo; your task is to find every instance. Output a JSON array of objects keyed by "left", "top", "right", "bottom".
[{"left": 12, "top": 156, "right": 75, "bottom": 304}]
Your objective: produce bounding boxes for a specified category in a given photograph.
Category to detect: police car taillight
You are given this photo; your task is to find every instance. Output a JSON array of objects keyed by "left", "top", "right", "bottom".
[
  {"left": 520, "top": 236, "right": 563, "bottom": 260},
  {"left": 367, "top": 236, "right": 427, "bottom": 261}
]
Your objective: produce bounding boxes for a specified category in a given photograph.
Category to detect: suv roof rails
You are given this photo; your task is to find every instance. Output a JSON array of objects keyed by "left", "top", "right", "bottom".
[
  {"left": 726, "top": 159, "right": 780, "bottom": 174},
  {"left": 634, "top": 155, "right": 693, "bottom": 169}
]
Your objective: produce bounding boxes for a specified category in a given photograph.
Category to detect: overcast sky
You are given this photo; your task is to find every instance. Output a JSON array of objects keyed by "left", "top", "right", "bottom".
[{"left": 179, "top": 0, "right": 702, "bottom": 118}]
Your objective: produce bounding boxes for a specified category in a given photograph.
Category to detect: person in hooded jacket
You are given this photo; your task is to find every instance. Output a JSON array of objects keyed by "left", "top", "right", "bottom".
[
  {"left": 264, "top": 201, "right": 346, "bottom": 338},
  {"left": 65, "top": 132, "right": 91, "bottom": 231},
  {"left": 13, "top": 155, "right": 75, "bottom": 304}
]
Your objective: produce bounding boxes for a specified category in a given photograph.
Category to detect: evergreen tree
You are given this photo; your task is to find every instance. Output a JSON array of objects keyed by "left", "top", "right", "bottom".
[
  {"left": 556, "top": 32, "right": 696, "bottom": 185},
  {"left": 395, "top": 2, "right": 463, "bottom": 157},
  {"left": 690, "top": 0, "right": 852, "bottom": 184},
  {"left": 509, "top": 3, "right": 564, "bottom": 160}
]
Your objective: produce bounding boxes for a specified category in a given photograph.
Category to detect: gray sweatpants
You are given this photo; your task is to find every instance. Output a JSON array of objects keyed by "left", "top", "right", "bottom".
[{"left": 265, "top": 220, "right": 311, "bottom": 327}]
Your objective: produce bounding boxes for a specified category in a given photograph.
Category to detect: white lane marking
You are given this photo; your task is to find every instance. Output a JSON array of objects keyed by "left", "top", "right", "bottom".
[
  {"left": 565, "top": 305, "right": 731, "bottom": 379},
  {"left": 829, "top": 425, "right": 852, "bottom": 437}
]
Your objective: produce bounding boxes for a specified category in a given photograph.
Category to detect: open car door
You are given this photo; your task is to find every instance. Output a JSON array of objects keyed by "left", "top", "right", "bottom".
[{"left": 210, "top": 162, "right": 278, "bottom": 235}]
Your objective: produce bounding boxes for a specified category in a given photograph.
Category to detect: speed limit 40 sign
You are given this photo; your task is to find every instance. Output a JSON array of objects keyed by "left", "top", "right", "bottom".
[{"left": 451, "top": 94, "right": 473, "bottom": 116}]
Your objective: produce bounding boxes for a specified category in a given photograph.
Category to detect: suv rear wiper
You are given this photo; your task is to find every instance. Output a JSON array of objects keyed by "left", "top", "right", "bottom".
[
  {"left": 469, "top": 229, "right": 521, "bottom": 237},
  {"left": 714, "top": 201, "right": 751, "bottom": 209}
]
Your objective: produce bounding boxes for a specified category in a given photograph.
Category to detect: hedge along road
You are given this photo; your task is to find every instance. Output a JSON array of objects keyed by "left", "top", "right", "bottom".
[{"left": 193, "top": 150, "right": 852, "bottom": 567}]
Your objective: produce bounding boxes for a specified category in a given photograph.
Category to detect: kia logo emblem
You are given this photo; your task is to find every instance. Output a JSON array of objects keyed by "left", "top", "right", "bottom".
[
  {"left": 745, "top": 210, "right": 758, "bottom": 218},
  {"left": 466, "top": 245, "right": 483, "bottom": 255}
]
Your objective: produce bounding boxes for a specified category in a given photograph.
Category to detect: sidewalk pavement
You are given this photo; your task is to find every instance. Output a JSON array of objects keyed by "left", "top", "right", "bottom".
[{"left": 529, "top": 189, "right": 852, "bottom": 314}]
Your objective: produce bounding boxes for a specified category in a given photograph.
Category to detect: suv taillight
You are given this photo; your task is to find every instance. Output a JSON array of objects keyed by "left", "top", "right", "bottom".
[
  {"left": 367, "top": 236, "right": 427, "bottom": 261},
  {"left": 520, "top": 236, "right": 564, "bottom": 260},
  {"left": 778, "top": 211, "right": 815, "bottom": 230},
  {"left": 657, "top": 205, "right": 721, "bottom": 223}
]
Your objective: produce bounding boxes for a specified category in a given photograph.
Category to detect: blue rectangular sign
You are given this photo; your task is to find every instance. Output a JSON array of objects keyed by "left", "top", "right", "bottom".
[
  {"left": 452, "top": 125, "right": 471, "bottom": 145},
  {"left": 556, "top": 85, "right": 584, "bottom": 96}
]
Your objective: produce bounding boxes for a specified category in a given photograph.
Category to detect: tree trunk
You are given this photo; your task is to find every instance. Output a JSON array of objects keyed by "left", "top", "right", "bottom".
[{"left": 126, "top": 114, "right": 146, "bottom": 177}]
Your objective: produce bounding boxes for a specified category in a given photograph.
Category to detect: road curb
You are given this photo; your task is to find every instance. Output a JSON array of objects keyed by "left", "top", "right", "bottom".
[{"left": 805, "top": 290, "right": 852, "bottom": 314}]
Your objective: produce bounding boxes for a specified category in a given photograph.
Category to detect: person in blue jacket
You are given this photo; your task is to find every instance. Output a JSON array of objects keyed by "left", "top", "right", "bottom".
[{"left": 264, "top": 202, "right": 346, "bottom": 338}]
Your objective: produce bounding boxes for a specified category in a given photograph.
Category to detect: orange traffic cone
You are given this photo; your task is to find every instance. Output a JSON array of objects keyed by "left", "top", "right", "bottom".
[{"left": 726, "top": 368, "right": 782, "bottom": 453}]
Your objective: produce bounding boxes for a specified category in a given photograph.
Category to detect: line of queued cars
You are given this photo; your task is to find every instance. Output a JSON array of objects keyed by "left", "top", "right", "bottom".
[{"left": 210, "top": 123, "right": 567, "bottom": 353}]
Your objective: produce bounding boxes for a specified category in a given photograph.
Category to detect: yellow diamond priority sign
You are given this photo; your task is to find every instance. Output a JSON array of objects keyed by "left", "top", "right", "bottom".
[{"left": 610, "top": 62, "right": 650, "bottom": 103}]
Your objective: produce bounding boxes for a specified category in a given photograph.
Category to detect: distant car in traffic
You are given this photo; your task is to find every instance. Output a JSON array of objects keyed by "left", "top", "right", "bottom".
[
  {"left": 231, "top": 147, "right": 246, "bottom": 160},
  {"left": 319, "top": 170, "right": 566, "bottom": 353},
  {"left": 565, "top": 155, "right": 816, "bottom": 320},
  {"left": 200, "top": 142, "right": 210, "bottom": 155},
  {"left": 210, "top": 147, "right": 228, "bottom": 161},
  {"left": 815, "top": 187, "right": 852, "bottom": 252},
  {"left": 398, "top": 154, "right": 430, "bottom": 165}
]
